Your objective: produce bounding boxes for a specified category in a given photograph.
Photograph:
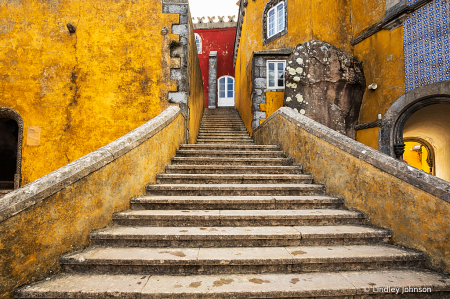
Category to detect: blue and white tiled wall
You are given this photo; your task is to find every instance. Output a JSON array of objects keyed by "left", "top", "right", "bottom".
[{"left": 404, "top": 0, "right": 449, "bottom": 91}]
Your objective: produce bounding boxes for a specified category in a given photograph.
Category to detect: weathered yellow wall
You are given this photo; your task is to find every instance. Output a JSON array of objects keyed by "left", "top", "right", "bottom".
[
  {"left": 188, "top": 17, "right": 205, "bottom": 144},
  {"left": 260, "top": 91, "right": 284, "bottom": 123},
  {"left": 235, "top": 51, "right": 253, "bottom": 134},
  {"left": 349, "top": 0, "right": 385, "bottom": 37},
  {"left": 0, "top": 0, "right": 180, "bottom": 185},
  {"left": 0, "top": 113, "right": 186, "bottom": 299},
  {"left": 356, "top": 127, "right": 379, "bottom": 150},
  {"left": 353, "top": 28, "right": 406, "bottom": 123},
  {"left": 235, "top": 0, "right": 354, "bottom": 135},
  {"left": 404, "top": 141, "right": 431, "bottom": 173},
  {"left": 255, "top": 113, "right": 450, "bottom": 275}
]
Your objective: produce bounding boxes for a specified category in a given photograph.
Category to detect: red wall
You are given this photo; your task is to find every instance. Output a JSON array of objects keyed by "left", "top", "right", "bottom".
[{"left": 195, "top": 27, "right": 236, "bottom": 108}]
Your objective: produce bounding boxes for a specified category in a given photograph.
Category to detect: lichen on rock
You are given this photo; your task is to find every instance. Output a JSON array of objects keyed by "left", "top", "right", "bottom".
[{"left": 283, "top": 40, "right": 366, "bottom": 138}]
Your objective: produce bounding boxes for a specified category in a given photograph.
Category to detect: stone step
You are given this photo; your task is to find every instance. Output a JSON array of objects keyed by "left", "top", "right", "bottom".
[
  {"left": 198, "top": 130, "right": 248, "bottom": 133},
  {"left": 58, "top": 245, "right": 425, "bottom": 275},
  {"left": 201, "top": 120, "right": 244, "bottom": 124},
  {"left": 113, "top": 209, "right": 361, "bottom": 226},
  {"left": 130, "top": 196, "right": 341, "bottom": 210},
  {"left": 156, "top": 174, "right": 313, "bottom": 184},
  {"left": 197, "top": 132, "right": 249, "bottom": 136},
  {"left": 202, "top": 118, "right": 242, "bottom": 120},
  {"left": 179, "top": 144, "right": 280, "bottom": 151},
  {"left": 197, "top": 137, "right": 252, "bottom": 140},
  {"left": 196, "top": 139, "right": 253, "bottom": 142},
  {"left": 19, "top": 269, "right": 450, "bottom": 299},
  {"left": 171, "top": 157, "right": 293, "bottom": 166},
  {"left": 197, "top": 141, "right": 254, "bottom": 144},
  {"left": 200, "top": 123, "right": 245, "bottom": 127},
  {"left": 196, "top": 136, "right": 253, "bottom": 141},
  {"left": 200, "top": 126, "right": 247, "bottom": 129},
  {"left": 198, "top": 132, "right": 248, "bottom": 135},
  {"left": 197, "top": 133, "right": 250, "bottom": 138},
  {"left": 16, "top": 270, "right": 450, "bottom": 298},
  {"left": 165, "top": 165, "right": 303, "bottom": 174},
  {"left": 146, "top": 183, "right": 325, "bottom": 197},
  {"left": 198, "top": 130, "right": 249, "bottom": 134},
  {"left": 175, "top": 150, "right": 285, "bottom": 158},
  {"left": 90, "top": 225, "right": 390, "bottom": 248}
]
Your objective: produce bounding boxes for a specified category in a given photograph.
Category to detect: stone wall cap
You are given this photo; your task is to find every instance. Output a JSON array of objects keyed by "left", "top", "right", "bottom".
[
  {"left": 253, "top": 48, "right": 293, "bottom": 56},
  {"left": 0, "top": 106, "right": 183, "bottom": 224},
  {"left": 194, "top": 22, "right": 237, "bottom": 30},
  {"left": 255, "top": 107, "right": 450, "bottom": 204}
]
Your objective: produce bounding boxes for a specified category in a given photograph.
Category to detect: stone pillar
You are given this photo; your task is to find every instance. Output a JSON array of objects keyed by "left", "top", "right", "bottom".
[{"left": 208, "top": 51, "right": 218, "bottom": 108}]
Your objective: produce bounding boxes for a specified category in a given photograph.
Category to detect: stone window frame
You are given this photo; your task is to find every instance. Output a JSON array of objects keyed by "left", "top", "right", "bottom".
[
  {"left": 263, "top": 0, "right": 288, "bottom": 46},
  {"left": 266, "top": 60, "right": 286, "bottom": 90},
  {"left": 0, "top": 107, "right": 23, "bottom": 189},
  {"left": 194, "top": 33, "right": 202, "bottom": 54},
  {"left": 251, "top": 52, "right": 291, "bottom": 131}
]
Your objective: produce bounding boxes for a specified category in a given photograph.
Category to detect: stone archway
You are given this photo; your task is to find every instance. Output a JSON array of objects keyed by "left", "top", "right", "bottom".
[
  {"left": 0, "top": 107, "right": 23, "bottom": 189},
  {"left": 379, "top": 81, "right": 450, "bottom": 158}
]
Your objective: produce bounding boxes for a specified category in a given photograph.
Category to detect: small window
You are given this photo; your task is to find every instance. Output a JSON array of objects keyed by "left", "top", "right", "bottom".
[
  {"left": 267, "top": 60, "right": 286, "bottom": 89},
  {"left": 195, "top": 33, "right": 202, "bottom": 54},
  {"left": 267, "top": 2, "right": 285, "bottom": 38}
]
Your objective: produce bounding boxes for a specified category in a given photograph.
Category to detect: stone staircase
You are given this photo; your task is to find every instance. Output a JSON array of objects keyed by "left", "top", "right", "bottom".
[{"left": 16, "top": 108, "right": 450, "bottom": 298}]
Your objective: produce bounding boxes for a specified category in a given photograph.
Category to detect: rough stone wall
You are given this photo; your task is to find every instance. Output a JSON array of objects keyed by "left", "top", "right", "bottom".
[
  {"left": 284, "top": 41, "right": 366, "bottom": 138},
  {"left": 0, "top": 0, "right": 181, "bottom": 185},
  {"left": 251, "top": 56, "right": 268, "bottom": 131},
  {"left": 208, "top": 52, "right": 218, "bottom": 108},
  {"left": 0, "top": 107, "right": 186, "bottom": 299},
  {"left": 255, "top": 107, "right": 450, "bottom": 275}
]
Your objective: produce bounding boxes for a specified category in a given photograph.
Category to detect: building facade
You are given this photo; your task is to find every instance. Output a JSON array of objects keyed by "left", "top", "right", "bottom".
[
  {"left": 233, "top": 0, "right": 450, "bottom": 181},
  {"left": 194, "top": 17, "right": 237, "bottom": 108},
  {"left": 0, "top": 0, "right": 204, "bottom": 192}
]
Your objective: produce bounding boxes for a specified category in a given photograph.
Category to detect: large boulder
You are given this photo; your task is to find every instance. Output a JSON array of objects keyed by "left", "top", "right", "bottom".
[{"left": 284, "top": 40, "right": 366, "bottom": 138}]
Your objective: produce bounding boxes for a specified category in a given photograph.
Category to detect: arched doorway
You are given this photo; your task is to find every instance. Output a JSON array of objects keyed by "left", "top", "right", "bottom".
[
  {"left": 217, "top": 76, "right": 235, "bottom": 107},
  {"left": 0, "top": 108, "right": 23, "bottom": 190}
]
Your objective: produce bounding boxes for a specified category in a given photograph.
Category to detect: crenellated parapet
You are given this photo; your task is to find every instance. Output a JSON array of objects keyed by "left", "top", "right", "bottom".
[{"left": 193, "top": 15, "right": 237, "bottom": 29}]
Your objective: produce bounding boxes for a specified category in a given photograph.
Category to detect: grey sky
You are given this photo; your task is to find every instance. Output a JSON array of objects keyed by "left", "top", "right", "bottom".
[{"left": 189, "top": 0, "right": 240, "bottom": 21}]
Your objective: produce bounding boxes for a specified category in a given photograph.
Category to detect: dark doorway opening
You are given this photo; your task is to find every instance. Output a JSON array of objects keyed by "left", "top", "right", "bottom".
[{"left": 0, "top": 118, "right": 18, "bottom": 190}]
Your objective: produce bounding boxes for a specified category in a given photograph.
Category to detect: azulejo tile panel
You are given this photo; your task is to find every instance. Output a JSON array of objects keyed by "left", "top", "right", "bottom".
[{"left": 404, "top": 0, "right": 449, "bottom": 91}]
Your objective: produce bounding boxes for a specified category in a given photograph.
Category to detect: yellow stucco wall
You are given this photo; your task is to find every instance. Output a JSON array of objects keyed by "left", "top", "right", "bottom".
[
  {"left": 349, "top": 0, "right": 385, "bottom": 37},
  {"left": 0, "top": 0, "right": 181, "bottom": 185},
  {"left": 354, "top": 28, "right": 406, "bottom": 123},
  {"left": 356, "top": 127, "right": 380, "bottom": 150},
  {"left": 0, "top": 113, "right": 186, "bottom": 299},
  {"left": 259, "top": 91, "right": 285, "bottom": 124},
  {"left": 188, "top": 17, "right": 205, "bottom": 144},
  {"left": 404, "top": 141, "right": 431, "bottom": 173},
  {"left": 255, "top": 113, "right": 450, "bottom": 275}
]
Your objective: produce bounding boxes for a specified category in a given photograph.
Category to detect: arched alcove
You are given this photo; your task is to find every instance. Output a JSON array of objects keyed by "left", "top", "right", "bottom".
[
  {"left": 379, "top": 81, "right": 450, "bottom": 158},
  {"left": 0, "top": 107, "right": 23, "bottom": 189},
  {"left": 403, "top": 103, "right": 450, "bottom": 181}
]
